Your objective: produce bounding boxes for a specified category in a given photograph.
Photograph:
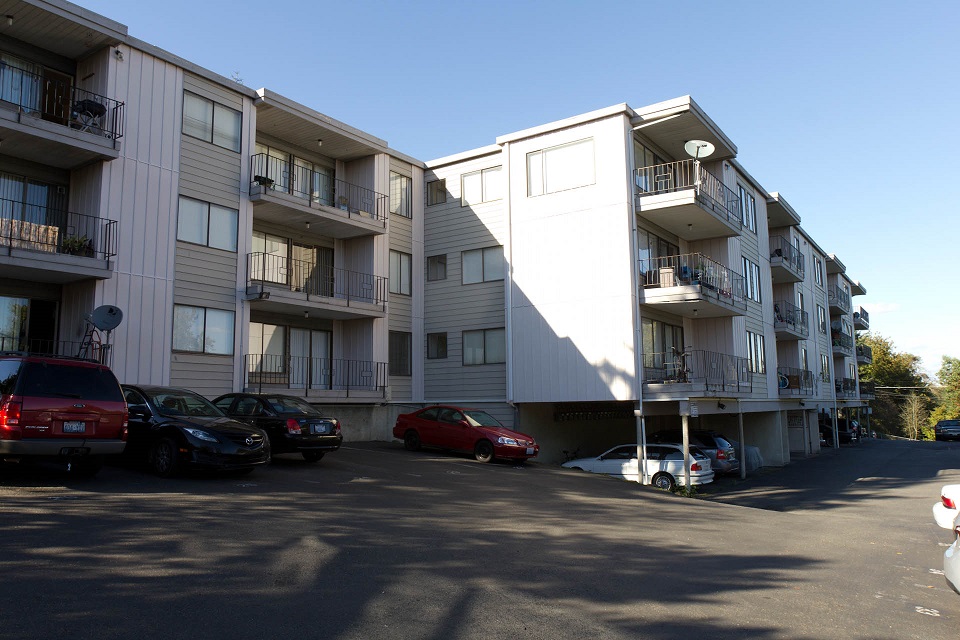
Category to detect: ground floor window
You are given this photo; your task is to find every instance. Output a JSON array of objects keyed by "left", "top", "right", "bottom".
[{"left": 390, "top": 331, "right": 412, "bottom": 375}]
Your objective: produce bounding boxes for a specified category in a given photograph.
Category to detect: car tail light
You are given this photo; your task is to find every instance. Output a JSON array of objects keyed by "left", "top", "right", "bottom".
[
  {"left": 0, "top": 399, "right": 21, "bottom": 440},
  {"left": 944, "top": 495, "right": 957, "bottom": 510},
  {"left": 334, "top": 420, "right": 342, "bottom": 435},
  {"left": 716, "top": 449, "right": 727, "bottom": 460},
  {"left": 691, "top": 462, "right": 702, "bottom": 471},
  {"left": 286, "top": 419, "right": 302, "bottom": 435}
]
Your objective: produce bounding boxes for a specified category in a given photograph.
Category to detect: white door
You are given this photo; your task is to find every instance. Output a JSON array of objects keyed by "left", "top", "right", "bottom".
[
  {"left": 289, "top": 328, "right": 310, "bottom": 389},
  {"left": 310, "top": 330, "right": 331, "bottom": 389}
]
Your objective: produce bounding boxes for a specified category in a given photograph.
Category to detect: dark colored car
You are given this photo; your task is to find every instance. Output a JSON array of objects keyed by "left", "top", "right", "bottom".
[
  {"left": 121, "top": 385, "right": 270, "bottom": 477},
  {"left": 213, "top": 393, "right": 342, "bottom": 462},
  {"left": 820, "top": 418, "right": 859, "bottom": 445},
  {"left": 649, "top": 429, "right": 740, "bottom": 475},
  {"left": 0, "top": 352, "right": 127, "bottom": 477},
  {"left": 935, "top": 420, "right": 960, "bottom": 442},
  {"left": 393, "top": 405, "right": 539, "bottom": 463}
]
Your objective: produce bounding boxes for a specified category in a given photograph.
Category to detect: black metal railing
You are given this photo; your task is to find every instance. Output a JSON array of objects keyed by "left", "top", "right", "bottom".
[
  {"left": 247, "top": 252, "right": 386, "bottom": 305},
  {"left": 773, "top": 300, "right": 809, "bottom": 337},
  {"left": 828, "top": 285, "right": 851, "bottom": 313},
  {"left": 640, "top": 252, "right": 746, "bottom": 308},
  {"left": 634, "top": 159, "right": 741, "bottom": 228},
  {"left": 859, "top": 381, "right": 876, "bottom": 397},
  {"left": 854, "top": 306, "right": 870, "bottom": 328},
  {"left": 0, "top": 337, "right": 112, "bottom": 365},
  {"left": 0, "top": 198, "right": 117, "bottom": 259},
  {"left": 835, "top": 377, "right": 858, "bottom": 397},
  {"left": 769, "top": 235, "right": 804, "bottom": 276},
  {"left": 777, "top": 366, "right": 814, "bottom": 396},
  {"left": 642, "top": 348, "right": 752, "bottom": 393},
  {"left": 832, "top": 332, "right": 854, "bottom": 354},
  {"left": 244, "top": 353, "right": 387, "bottom": 395},
  {"left": 856, "top": 344, "right": 873, "bottom": 362},
  {"left": 0, "top": 64, "right": 124, "bottom": 140},
  {"left": 249, "top": 153, "right": 388, "bottom": 222}
]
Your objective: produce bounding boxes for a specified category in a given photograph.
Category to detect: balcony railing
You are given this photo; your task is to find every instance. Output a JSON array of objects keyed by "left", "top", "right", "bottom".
[
  {"left": 640, "top": 253, "right": 746, "bottom": 306},
  {"left": 777, "top": 366, "right": 815, "bottom": 396},
  {"left": 0, "top": 64, "right": 124, "bottom": 140},
  {"left": 856, "top": 344, "right": 873, "bottom": 364},
  {"left": 773, "top": 300, "right": 809, "bottom": 337},
  {"left": 250, "top": 153, "right": 388, "bottom": 222},
  {"left": 854, "top": 306, "right": 870, "bottom": 330},
  {"left": 634, "top": 159, "right": 741, "bottom": 228},
  {"left": 642, "top": 349, "right": 752, "bottom": 393},
  {"left": 835, "top": 377, "right": 858, "bottom": 398},
  {"left": 247, "top": 252, "right": 387, "bottom": 305},
  {"left": 244, "top": 353, "right": 387, "bottom": 396},
  {"left": 859, "top": 381, "right": 876, "bottom": 398},
  {"left": 832, "top": 332, "right": 854, "bottom": 355},
  {"left": 828, "top": 285, "right": 851, "bottom": 313},
  {"left": 0, "top": 198, "right": 117, "bottom": 259},
  {"left": 0, "top": 337, "right": 112, "bottom": 365},
  {"left": 769, "top": 235, "right": 804, "bottom": 276}
]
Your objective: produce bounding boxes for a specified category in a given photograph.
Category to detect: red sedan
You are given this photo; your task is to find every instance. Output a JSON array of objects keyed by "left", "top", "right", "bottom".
[{"left": 393, "top": 405, "right": 539, "bottom": 463}]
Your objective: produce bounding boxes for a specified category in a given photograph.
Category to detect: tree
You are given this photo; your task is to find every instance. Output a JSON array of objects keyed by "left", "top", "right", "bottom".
[
  {"left": 900, "top": 392, "right": 931, "bottom": 440},
  {"left": 857, "top": 333, "right": 929, "bottom": 437},
  {"left": 929, "top": 356, "right": 960, "bottom": 426}
]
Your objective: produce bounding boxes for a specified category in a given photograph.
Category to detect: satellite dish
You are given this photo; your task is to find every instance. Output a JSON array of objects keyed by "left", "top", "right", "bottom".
[
  {"left": 89, "top": 305, "right": 123, "bottom": 331},
  {"left": 684, "top": 139, "right": 716, "bottom": 160}
]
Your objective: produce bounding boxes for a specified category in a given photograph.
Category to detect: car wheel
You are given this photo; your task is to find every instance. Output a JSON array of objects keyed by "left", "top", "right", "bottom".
[
  {"left": 474, "top": 440, "right": 494, "bottom": 463},
  {"left": 403, "top": 430, "right": 421, "bottom": 451},
  {"left": 302, "top": 451, "right": 325, "bottom": 463},
  {"left": 69, "top": 455, "right": 104, "bottom": 478},
  {"left": 652, "top": 472, "right": 675, "bottom": 491},
  {"left": 149, "top": 437, "right": 179, "bottom": 477}
]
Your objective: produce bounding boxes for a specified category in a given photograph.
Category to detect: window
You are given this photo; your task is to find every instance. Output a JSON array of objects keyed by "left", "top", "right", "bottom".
[
  {"left": 389, "top": 331, "right": 412, "bottom": 376},
  {"left": 641, "top": 317, "right": 684, "bottom": 375},
  {"left": 738, "top": 184, "right": 756, "bottom": 232},
  {"left": 741, "top": 257, "right": 761, "bottom": 302},
  {"left": 527, "top": 138, "right": 595, "bottom": 196},
  {"left": 389, "top": 250, "right": 412, "bottom": 295},
  {"left": 177, "top": 196, "right": 238, "bottom": 252},
  {"left": 390, "top": 172, "right": 412, "bottom": 218},
  {"left": 182, "top": 92, "right": 241, "bottom": 152},
  {"left": 746, "top": 331, "right": 765, "bottom": 373},
  {"left": 462, "top": 246, "right": 504, "bottom": 284},
  {"left": 821, "top": 354, "right": 831, "bottom": 382},
  {"left": 249, "top": 322, "right": 285, "bottom": 373},
  {"left": 427, "top": 332, "right": 447, "bottom": 359},
  {"left": 173, "top": 305, "right": 234, "bottom": 355},
  {"left": 817, "top": 305, "right": 827, "bottom": 334},
  {"left": 814, "top": 257, "right": 824, "bottom": 286},
  {"left": 461, "top": 167, "right": 501, "bottom": 206},
  {"left": 463, "top": 328, "right": 506, "bottom": 365},
  {"left": 427, "top": 254, "right": 447, "bottom": 281},
  {"left": 427, "top": 179, "right": 446, "bottom": 206}
]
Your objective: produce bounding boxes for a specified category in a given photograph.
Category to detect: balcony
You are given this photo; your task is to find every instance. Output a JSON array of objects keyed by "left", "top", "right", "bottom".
[
  {"left": 828, "top": 285, "right": 851, "bottom": 315},
  {"left": 0, "top": 66, "right": 124, "bottom": 169},
  {"left": 777, "top": 366, "right": 815, "bottom": 397},
  {"left": 245, "top": 252, "right": 386, "bottom": 320},
  {"left": 769, "top": 235, "right": 804, "bottom": 283},
  {"left": 0, "top": 337, "right": 112, "bottom": 366},
  {"left": 642, "top": 349, "right": 752, "bottom": 399},
  {"left": 859, "top": 381, "right": 876, "bottom": 399},
  {"left": 640, "top": 253, "right": 747, "bottom": 318},
  {"left": 0, "top": 201, "right": 117, "bottom": 283},
  {"left": 832, "top": 332, "right": 854, "bottom": 357},
  {"left": 773, "top": 300, "right": 809, "bottom": 339},
  {"left": 835, "top": 377, "right": 858, "bottom": 399},
  {"left": 249, "top": 154, "right": 386, "bottom": 239},
  {"left": 244, "top": 354, "right": 387, "bottom": 401},
  {"left": 853, "top": 306, "right": 869, "bottom": 330},
  {"left": 856, "top": 344, "right": 873, "bottom": 365},
  {"left": 634, "top": 159, "right": 741, "bottom": 241}
]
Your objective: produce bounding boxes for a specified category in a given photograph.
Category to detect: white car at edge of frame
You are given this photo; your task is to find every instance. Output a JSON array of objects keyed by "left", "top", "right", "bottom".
[
  {"left": 933, "top": 484, "right": 960, "bottom": 594},
  {"left": 562, "top": 443, "right": 715, "bottom": 491}
]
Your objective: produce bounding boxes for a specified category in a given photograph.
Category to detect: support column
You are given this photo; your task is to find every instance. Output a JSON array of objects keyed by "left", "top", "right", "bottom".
[
  {"left": 738, "top": 399, "right": 745, "bottom": 479},
  {"left": 635, "top": 404, "right": 647, "bottom": 485},
  {"left": 682, "top": 413, "right": 691, "bottom": 488}
]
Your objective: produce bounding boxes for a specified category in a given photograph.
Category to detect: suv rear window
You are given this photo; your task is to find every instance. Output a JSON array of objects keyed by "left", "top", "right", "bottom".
[
  {"left": 0, "top": 360, "right": 22, "bottom": 394},
  {"left": 18, "top": 362, "right": 123, "bottom": 402}
]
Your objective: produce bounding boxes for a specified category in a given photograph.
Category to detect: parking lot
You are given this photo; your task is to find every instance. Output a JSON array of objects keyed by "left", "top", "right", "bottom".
[{"left": 0, "top": 438, "right": 958, "bottom": 640}]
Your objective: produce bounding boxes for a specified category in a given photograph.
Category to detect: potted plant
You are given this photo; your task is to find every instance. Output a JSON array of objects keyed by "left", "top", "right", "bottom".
[
  {"left": 61, "top": 235, "right": 94, "bottom": 257},
  {"left": 337, "top": 195, "right": 349, "bottom": 211},
  {"left": 253, "top": 175, "right": 274, "bottom": 189}
]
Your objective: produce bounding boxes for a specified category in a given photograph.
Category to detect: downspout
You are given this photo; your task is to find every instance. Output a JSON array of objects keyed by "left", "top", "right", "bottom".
[
  {"left": 503, "top": 142, "right": 514, "bottom": 411},
  {"left": 627, "top": 124, "right": 648, "bottom": 484}
]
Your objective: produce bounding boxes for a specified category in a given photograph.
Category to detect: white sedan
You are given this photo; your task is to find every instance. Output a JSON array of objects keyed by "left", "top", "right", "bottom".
[
  {"left": 933, "top": 484, "right": 960, "bottom": 594},
  {"left": 562, "top": 443, "right": 714, "bottom": 490}
]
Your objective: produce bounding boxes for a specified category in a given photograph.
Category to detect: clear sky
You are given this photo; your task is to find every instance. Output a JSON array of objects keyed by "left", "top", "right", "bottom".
[{"left": 79, "top": 0, "right": 958, "bottom": 378}]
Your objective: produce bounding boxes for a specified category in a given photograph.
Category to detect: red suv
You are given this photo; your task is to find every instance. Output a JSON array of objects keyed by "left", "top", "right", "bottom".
[{"left": 0, "top": 353, "right": 128, "bottom": 476}]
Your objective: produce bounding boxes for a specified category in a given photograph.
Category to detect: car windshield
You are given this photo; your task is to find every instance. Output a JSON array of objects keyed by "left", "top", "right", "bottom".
[
  {"left": 463, "top": 410, "right": 503, "bottom": 428},
  {"left": 265, "top": 396, "right": 319, "bottom": 415},
  {"left": 150, "top": 390, "right": 222, "bottom": 417}
]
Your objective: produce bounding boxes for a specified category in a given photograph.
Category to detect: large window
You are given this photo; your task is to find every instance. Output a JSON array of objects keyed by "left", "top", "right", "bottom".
[
  {"left": 527, "top": 138, "right": 595, "bottom": 197},
  {"left": 738, "top": 184, "right": 756, "bottom": 232},
  {"left": 389, "top": 331, "right": 412, "bottom": 376},
  {"left": 746, "top": 331, "right": 765, "bottom": 374},
  {"left": 462, "top": 246, "right": 504, "bottom": 284},
  {"left": 182, "top": 92, "right": 241, "bottom": 152},
  {"left": 461, "top": 167, "right": 501, "bottom": 206},
  {"left": 820, "top": 354, "right": 831, "bottom": 382},
  {"left": 173, "top": 305, "right": 234, "bottom": 355},
  {"left": 390, "top": 172, "right": 412, "bottom": 218},
  {"left": 389, "top": 250, "right": 412, "bottom": 295},
  {"left": 427, "top": 254, "right": 447, "bottom": 281},
  {"left": 427, "top": 332, "right": 447, "bottom": 359},
  {"left": 814, "top": 257, "right": 824, "bottom": 286},
  {"left": 427, "top": 179, "right": 446, "bottom": 206},
  {"left": 741, "top": 257, "right": 761, "bottom": 302},
  {"left": 817, "top": 305, "right": 827, "bottom": 334},
  {"left": 463, "top": 328, "right": 506, "bottom": 365},
  {"left": 177, "top": 196, "right": 238, "bottom": 252}
]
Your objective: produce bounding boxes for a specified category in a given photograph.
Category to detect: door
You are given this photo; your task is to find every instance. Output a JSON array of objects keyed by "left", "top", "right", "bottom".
[
  {"left": 289, "top": 328, "right": 310, "bottom": 389},
  {"left": 41, "top": 68, "right": 71, "bottom": 126},
  {"left": 310, "top": 330, "right": 331, "bottom": 389}
]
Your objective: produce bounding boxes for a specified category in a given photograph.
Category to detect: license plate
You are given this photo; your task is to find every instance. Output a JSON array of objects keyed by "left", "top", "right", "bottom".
[
  {"left": 63, "top": 421, "right": 86, "bottom": 433},
  {"left": 526, "top": 447, "right": 535, "bottom": 455},
  {"left": 312, "top": 423, "right": 331, "bottom": 435}
]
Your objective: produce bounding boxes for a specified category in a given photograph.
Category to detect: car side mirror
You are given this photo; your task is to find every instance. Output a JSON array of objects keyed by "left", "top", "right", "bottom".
[
  {"left": 458, "top": 419, "right": 471, "bottom": 428},
  {"left": 128, "top": 405, "right": 150, "bottom": 420}
]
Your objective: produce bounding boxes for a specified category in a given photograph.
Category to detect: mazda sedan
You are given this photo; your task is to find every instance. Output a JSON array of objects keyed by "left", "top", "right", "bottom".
[
  {"left": 122, "top": 385, "right": 270, "bottom": 477},
  {"left": 393, "top": 405, "right": 538, "bottom": 463},
  {"left": 214, "top": 393, "right": 342, "bottom": 463}
]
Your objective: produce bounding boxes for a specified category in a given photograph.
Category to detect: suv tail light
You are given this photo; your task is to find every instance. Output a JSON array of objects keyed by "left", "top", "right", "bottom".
[
  {"left": 944, "top": 495, "right": 957, "bottom": 510},
  {"left": 716, "top": 448, "right": 727, "bottom": 460},
  {"left": 0, "top": 399, "right": 22, "bottom": 440},
  {"left": 286, "top": 419, "right": 302, "bottom": 435}
]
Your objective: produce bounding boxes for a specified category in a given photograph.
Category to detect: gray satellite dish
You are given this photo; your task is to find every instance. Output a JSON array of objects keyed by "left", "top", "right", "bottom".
[{"left": 90, "top": 305, "right": 123, "bottom": 331}]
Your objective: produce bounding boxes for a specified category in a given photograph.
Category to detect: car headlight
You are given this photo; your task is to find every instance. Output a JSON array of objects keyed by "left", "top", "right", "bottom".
[
  {"left": 184, "top": 428, "right": 218, "bottom": 442},
  {"left": 497, "top": 436, "right": 518, "bottom": 445}
]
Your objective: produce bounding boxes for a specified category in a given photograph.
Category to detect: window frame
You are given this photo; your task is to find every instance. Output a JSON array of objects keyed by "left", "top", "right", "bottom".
[
  {"left": 741, "top": 256, "right": 762, "bottom": 302},
  {"left": 814, "top": 257, "right": 824, "bottom": 287},
  {"left": 426, "top": 332, "right": 447, "bottom": 359},
  {"left": 427, "top": 179, "right": 446, "bottom": 206},
  {"left": 746, "top": 330, "right": 765, "bottom": 374},
  {"left": 390, "top": 171, "right": 412, "bottom": 218},
  {"left": 426, "top": 254, "right": 447, "bottom": 281},
  {"left": 172, "top": 304, "right": 235, "bottom": 355},
  {"left": 462, "top": 328, "right": 506, "bottom": 366},
  {"left": 817, "top": 305, "right": 827, "bottom": 334},
  {"left": 389, "top": 250, "right": 412, "bottom": 295},
  {"left": 737, "top": 184, "right": 757, "bottom": 232},
  {"left": 461, "top": 246, "right": 504, "bottom": 285},
  {"left": 176, "top": 196, "right": 238, "bottom": 252},
  {"left": 461, "top": 166, "right": 502, "bottom": 207},
  {"left": 526, "top": 138, "right": 596, "bottom": 197},
  {"left": 182, "top": 91, "right": 242, "bottom": 153},
  {"left": 389, "top": 331, "right": 412, "bottom": 376}
]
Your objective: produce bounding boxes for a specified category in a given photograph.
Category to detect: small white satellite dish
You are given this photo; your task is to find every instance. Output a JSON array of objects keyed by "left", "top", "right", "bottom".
[
  {"left": 683, "top": 140, "right": 716, "bottom": 160},
  {"left": 89, "top": 305, "right": 123, "bottom": 331}
]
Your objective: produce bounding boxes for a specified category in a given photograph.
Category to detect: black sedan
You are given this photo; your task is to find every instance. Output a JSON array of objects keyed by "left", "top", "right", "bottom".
[
  {"left": 121, "top": 385, "right": 271, "bottom": 477},
  {"left": 213, "top": 393, "right": 342, "bottom": 463}
]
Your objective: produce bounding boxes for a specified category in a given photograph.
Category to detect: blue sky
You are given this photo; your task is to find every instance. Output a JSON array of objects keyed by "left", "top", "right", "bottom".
[{"left": 80, "top": 0, "right": 957, "bottom": 377}]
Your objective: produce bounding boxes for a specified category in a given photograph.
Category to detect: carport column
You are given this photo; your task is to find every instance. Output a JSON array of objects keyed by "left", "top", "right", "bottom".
[
  {"left": 737, "top": 399, "right": 745, "bottom": 480},
  {"left": 635, "top": 404, "right": 647, "bottom": 484},
  {"left": 682, "top": 413, "right": 691, "bottom": 488}
]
